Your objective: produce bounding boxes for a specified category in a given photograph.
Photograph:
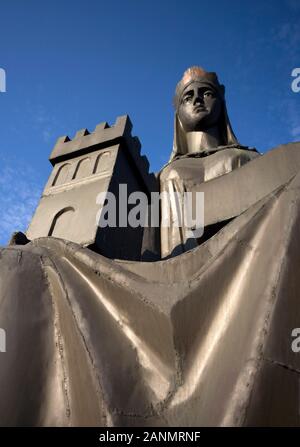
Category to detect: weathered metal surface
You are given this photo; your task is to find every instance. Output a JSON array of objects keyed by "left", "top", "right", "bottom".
[{"left": 1, "top": 148, "right": 300, "bottom": 425}]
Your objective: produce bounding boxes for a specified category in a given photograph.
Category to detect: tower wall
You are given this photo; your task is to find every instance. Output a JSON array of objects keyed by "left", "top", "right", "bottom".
[{"left": 26, "top": 116, "right": 159, "bottom": 260}]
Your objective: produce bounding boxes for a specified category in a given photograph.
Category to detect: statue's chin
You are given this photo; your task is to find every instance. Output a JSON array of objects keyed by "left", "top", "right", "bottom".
[{"left": 180, "top": 115, "right": 214, "bottom": 133}]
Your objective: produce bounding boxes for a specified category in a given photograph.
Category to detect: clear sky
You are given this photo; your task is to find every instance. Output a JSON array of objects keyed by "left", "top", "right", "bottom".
[{"left": 0, "top": 0, "right": 299, "bottom": 244}]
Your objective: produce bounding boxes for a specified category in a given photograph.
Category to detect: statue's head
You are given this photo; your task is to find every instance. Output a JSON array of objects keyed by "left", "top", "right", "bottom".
[
  {"left": 175, "top": 67, "right": 223, "bottom": 132},
  {"left": 177, "top": 81, "right": 222, "bottom": 132},
  {"left": 169, "top": 66, "right": 239, "bottom": 162}
]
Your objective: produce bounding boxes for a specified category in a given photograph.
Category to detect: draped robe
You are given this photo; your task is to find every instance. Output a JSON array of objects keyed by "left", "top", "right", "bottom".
[{"left": 1, "top": 142, "right": 300, "bottom": 426}]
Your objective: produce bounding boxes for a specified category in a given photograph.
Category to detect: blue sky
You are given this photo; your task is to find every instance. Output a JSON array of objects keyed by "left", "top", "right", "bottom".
[{"left": 0, "top": 0, "right": 299, "bottom": 244}]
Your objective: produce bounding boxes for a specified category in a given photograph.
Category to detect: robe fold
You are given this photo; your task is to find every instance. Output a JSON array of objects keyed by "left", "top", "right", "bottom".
[{"left": 1, "top": 142, "right": 300, "bottom": 426}]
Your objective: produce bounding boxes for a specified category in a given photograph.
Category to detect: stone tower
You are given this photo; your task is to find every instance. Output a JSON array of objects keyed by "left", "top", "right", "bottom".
[{"left": 26, "top": 115, "right": 158, "bottom": 260}]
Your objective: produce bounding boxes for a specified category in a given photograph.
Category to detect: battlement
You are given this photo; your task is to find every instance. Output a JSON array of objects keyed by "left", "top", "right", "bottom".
[
  {"left": 49, "top": 114, "right": 156, "bottom": 194},
  {"left": 50, "top": 115, "right": 133, "bottom": 165}
]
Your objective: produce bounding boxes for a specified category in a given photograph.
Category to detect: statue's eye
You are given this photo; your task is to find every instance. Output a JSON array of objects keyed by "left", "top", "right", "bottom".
[
  {"left": 183, "top": 95, "right": 192, "bottom": 103},
  {"left": 204, "top": 91, "right": 213, "bottom": 97}
]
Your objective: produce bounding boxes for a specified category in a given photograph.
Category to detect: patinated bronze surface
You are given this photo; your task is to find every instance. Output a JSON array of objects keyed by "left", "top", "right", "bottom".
[
  {"left": 0, "top": 67, "right": 300, "bottom": 426},
  {"left": 160, "top": 67, "right": 259, "bottom": 257}
]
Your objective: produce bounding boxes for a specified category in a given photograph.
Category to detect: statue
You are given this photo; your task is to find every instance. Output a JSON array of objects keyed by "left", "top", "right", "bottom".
[
  {"left": 159, "top": 67, "right": 259, "bottom": 257},
  {"left": 1, "top": 66, "right": 300, "bottom": 427}
]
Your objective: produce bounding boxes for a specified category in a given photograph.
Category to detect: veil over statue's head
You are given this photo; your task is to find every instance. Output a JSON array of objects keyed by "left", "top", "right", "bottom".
[{"left": 169, "top": 66, "right": 240, "bottom": 162}]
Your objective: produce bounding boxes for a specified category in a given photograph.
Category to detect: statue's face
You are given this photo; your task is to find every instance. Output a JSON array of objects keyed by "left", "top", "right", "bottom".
[{"left": 178, "top": 81, "right": 222, "bottom": 132}]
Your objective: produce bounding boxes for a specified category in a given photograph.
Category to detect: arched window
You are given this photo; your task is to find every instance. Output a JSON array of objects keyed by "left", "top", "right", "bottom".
[
  {"left": 72, "top": 157, "right": 92, "bottom": 180},
  {"left": 48, "top": 207, "right": 75, "bottom": 238},
  {"left": 52, "top": 163, "right": 71, "bottom": 186},
  {"left": 93, "top": 152, "right": 111, "bottom": 174}
]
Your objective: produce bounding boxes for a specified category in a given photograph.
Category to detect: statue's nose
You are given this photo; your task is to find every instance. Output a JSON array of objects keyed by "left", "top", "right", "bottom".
[{"left": 194, "top": 94, "right": 204, "bottom": 105}]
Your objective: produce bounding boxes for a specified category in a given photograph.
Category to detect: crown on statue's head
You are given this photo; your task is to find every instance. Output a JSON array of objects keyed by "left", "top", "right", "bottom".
[{"left": 174, "top": 66, "right": 225, "bottom": 109}]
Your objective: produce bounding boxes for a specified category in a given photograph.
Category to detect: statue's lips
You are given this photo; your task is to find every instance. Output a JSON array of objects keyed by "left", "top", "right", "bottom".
[{"left": 193, "top": 106, "right": 206, "bottom": 113}]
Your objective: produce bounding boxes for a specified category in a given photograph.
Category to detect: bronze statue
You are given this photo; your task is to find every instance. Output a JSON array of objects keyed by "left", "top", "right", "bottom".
[
  {"left": 160, "top": 67, "right": 259, "bottom": 257},
  {"left": 1, "top": 66, "right": 300, "bottom": 427}
]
